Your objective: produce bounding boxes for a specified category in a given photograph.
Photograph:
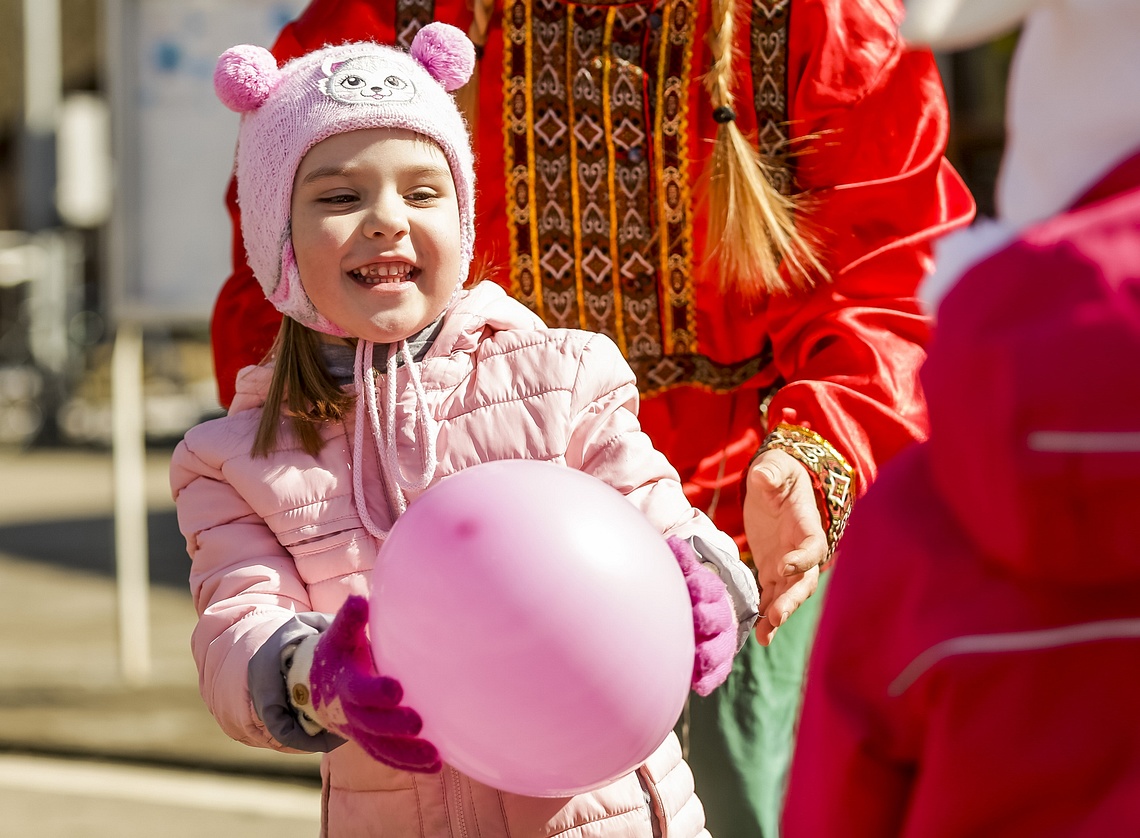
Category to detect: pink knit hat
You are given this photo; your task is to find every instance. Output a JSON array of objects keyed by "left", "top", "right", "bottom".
[{"left": 215, "top": 25, "right": 476, "bottom": 336}]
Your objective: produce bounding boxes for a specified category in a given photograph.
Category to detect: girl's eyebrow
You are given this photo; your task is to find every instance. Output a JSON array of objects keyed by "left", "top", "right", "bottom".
[
  {"left": 299, "top": 163, "right": 451, "bottom": 185},
  {"left": 299, "top": 165, "right": 353, "bottom": 185},
  {"left": 405, "top": 164, "right": 452, "bottom": 181}
]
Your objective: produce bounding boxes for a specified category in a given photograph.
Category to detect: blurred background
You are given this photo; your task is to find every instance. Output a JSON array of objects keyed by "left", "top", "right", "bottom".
[
  {"left": 0, "top": 0, "right": 1015, "bottom": 453},
  {"left": 0, "top": 1, "right": 1014, "bottom": 834}
]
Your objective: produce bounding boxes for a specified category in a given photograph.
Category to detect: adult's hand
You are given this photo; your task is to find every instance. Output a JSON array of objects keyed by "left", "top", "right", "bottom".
[{"left": 743, "top": 448, "right": 827, "bottom": 646}]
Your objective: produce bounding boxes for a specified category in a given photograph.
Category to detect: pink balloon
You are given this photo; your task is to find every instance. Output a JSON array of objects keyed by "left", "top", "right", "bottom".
[{"left": 370, "top": 459, "right": 695, "bottom": 797}]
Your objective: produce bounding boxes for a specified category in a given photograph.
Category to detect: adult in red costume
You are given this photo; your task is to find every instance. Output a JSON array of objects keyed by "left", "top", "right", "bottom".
[
  {"left": 784, "top": 0, "right": 1140, "bottom": 834},
  {"left": 210, "top": 0, "right": 972, "bottom": 833}
]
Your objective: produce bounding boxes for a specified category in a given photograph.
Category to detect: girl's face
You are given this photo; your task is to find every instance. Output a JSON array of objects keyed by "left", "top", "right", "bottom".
[{"left": 290, "top": 127, "right": 462, "bottom": 344}]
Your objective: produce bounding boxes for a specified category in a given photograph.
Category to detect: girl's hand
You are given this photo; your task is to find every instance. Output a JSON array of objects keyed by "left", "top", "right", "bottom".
[
  {"left": 743, "top": 449, "right": 827, "bottom": 646},
  {"left": 301, "top": 596, "right": 442, "bottom": 773},
  {"left": 668, "top": 536, "right": 738, "bottom": 695}
]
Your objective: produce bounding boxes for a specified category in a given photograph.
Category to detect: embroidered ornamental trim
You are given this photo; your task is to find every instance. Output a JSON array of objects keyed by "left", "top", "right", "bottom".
[
  {"left": 395, "top": 0, "right": 435, "bottom": 49},
  {"left": 758, "top": 422, "right": 855, "bottom": 560},
  {"left": 751, "top": 0, "right": 793, "bottom": 195},
  {"left": 499, "top": 0, "right": 788, "bottom": 396}
]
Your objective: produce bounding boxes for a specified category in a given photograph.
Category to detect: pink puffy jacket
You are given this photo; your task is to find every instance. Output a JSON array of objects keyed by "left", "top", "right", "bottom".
[{"left": 171, "top": 281, "right": 724, "bottom": 837}]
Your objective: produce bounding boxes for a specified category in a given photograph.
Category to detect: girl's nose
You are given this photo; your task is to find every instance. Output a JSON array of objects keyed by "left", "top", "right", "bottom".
[{"left": 362, "top": 196, "right": 409, "bottom": 240}]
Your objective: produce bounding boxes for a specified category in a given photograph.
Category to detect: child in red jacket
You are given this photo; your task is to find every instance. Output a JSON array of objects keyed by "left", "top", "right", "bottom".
[{"left": 785, "top": 1, "right": 1140, "bottom": 833}]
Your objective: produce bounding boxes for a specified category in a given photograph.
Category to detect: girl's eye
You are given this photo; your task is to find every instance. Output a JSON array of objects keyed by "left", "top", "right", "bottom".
[
  {"left": 319, "top": 194, "right": 357, "bottom": 205},
  {"left": 407, "top": 190, "right": 438, "bottom": 203}
]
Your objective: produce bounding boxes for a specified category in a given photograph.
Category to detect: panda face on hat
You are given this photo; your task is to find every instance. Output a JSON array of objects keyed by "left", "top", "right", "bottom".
[{"left": 321, "top": 56, "right": 419, "bottom": 104}]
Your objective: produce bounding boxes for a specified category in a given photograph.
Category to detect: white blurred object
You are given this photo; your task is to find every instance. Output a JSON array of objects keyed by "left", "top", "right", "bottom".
[
  {"left": 0, "top": 230, "right": 83, "bottom": 374},
  {"left": 0, "top": 231, "right": 45, "bottom": 288},
  {"left": 903, "top": 0, "right": 1140, "bottom": 228},
  {"left": 997, "top": 1, "right": 1140, "bottom": 227},
  {"left": 57, "top": 93, "right": 114, "bottom": 228},
  {"left": 900, "top": 0, "right": 1036, "bottom": 51},
  {"left": 22, "top": 0, "right": 60, "bottom": 135},
  {"left": 21, "top": 0, "right": 62, "bottom": 232}
]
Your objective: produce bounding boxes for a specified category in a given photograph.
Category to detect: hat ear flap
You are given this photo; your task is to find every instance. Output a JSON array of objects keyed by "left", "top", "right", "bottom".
[
  {"left": 273, "top": 241, "right": 351, "bottom": 338},
  {"left": 409, "top": 22, "right": 476, "bottom": 92},
  {"left": 215, "top": 45, "right": 282, "bottom": 113}
]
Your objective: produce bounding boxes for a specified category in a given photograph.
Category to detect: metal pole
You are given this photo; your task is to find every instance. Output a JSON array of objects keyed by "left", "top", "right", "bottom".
[
  {"left": 104, "top": 0, "right": 151, "bottom": 684},
  {"left": 22, "top": 0, "right": 61, "bottom": 135},
  {"left": 111, "top": 321, "right": 151, "bottom": 684},
  {"left": 21, "top": 0, "right": 62, "bottom": 231}
]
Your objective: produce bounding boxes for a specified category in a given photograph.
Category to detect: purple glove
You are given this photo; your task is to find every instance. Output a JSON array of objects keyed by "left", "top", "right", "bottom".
[
  {"left": 307, "top": 595, "right": 441, "bottom": 773},
  {"left": 668, "top": 535, "right": 737, "bottom": 696}
]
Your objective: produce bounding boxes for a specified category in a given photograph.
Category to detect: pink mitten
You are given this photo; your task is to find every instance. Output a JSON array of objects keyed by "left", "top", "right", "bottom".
[
  {"left": 668, "top": 535, "right": 737, "bottom": 696},
  {"left": 306, "top": 596, "right": 441, "bottom": 772}
]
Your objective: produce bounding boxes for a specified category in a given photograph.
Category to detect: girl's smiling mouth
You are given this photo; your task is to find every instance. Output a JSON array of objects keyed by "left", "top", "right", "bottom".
[{"left": 350, "top": 261, "right": 416, "bottom": 285}]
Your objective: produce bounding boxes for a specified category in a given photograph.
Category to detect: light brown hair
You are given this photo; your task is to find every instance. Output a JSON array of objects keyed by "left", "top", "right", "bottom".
[{"left": 251, "top": 317, "right": 355, "bottom": 458}]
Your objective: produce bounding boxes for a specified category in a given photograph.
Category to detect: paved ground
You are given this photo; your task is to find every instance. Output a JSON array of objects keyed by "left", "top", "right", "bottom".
[
  {"left": 0, "top": 753, "right": 320, "bottom": 837},
  {"left": 0, "top": 445, "right": 324, "bottom": 832}
]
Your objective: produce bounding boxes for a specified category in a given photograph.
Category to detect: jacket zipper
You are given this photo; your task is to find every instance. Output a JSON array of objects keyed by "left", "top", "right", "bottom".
[
  {"left": 447, "top": 765, "right": 470, "bottom": 838},
  {"left": 638, "top": 765, "right": 666, "bottom": 838}
]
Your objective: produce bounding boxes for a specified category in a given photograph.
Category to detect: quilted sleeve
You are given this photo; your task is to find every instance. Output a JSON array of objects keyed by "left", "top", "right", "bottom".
[
  {"left": 565, "top": 333, "right": 756, "bottom": 636},
  {"left": 170, "top": 434, "right": 315, "bottom": 752}
]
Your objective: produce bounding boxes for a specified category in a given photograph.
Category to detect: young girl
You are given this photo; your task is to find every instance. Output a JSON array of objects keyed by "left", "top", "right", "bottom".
[{"left": 171, "top": 24, "right": 758, "bottom": 837}]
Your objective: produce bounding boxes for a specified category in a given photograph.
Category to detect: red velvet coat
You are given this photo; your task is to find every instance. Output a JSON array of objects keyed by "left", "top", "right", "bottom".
[{"left": 211, "top": 0, "right": 974, "bottom": 547}]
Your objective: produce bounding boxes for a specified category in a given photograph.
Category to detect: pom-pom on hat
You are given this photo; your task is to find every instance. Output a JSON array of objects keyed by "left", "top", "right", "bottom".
[{"left": 215, "top": 24, "right": 476, "bottom": 336}]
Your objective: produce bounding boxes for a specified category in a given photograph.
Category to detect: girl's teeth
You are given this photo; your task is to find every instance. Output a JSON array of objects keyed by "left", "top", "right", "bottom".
[{"left": 353, "top": 264, "right": 412, "bottom": 283}]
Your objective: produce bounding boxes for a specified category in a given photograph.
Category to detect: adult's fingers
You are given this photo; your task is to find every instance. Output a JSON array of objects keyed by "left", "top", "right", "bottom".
[
  {"left": 781, "top": 535, "right": 827, "bottom": 576},
  {"left": 754, "top": 567, "right": 820, "bottom": 647}
]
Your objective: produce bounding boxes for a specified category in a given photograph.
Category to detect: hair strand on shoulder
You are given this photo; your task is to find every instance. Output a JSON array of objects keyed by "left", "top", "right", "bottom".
[{"left": 253, "top": 317, "right": 355, "bottom": 458}]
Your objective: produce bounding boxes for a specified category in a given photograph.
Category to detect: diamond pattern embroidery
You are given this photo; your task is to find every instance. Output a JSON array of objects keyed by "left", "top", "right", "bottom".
[{"left": 534, "top": 110, "right": 568, "bottom": 147}]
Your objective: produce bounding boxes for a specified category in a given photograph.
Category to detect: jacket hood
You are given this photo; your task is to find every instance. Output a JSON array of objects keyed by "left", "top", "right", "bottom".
[
  {"left": 922, "top": 170, "right": 1140, "bottom": 586},
  {"left": 424, "top": 280, "right": 546, "bottom": 359}
]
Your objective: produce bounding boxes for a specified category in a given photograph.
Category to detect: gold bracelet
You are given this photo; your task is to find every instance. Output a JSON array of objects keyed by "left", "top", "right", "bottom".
[{"left": 756, "top": 423, "right": 856, "bottom": 561}]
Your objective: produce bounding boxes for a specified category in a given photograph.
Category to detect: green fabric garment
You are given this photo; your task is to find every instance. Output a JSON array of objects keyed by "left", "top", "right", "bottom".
[{"left": 680, "top": 574, "right": 830, "bottom": 838}]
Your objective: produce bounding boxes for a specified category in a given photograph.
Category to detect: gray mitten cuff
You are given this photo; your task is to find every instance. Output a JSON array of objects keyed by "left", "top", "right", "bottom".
[
  {"left": 285, "top": 634, "right": 324, "bottom": 734},
  {"left": 248, "top": 612, "right": 346, "bottom": 753},
  {"left": 689, "top": 533, "right": 760, "bottom": 651}
]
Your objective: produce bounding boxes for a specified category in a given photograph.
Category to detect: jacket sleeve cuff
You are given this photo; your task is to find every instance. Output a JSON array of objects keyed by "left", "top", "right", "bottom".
[
  {"left": 247, "top": 612, "right": 345, "bottom": 753},
  {"left": 757, "top": 423, "right": 856, "bottom": 562}
]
